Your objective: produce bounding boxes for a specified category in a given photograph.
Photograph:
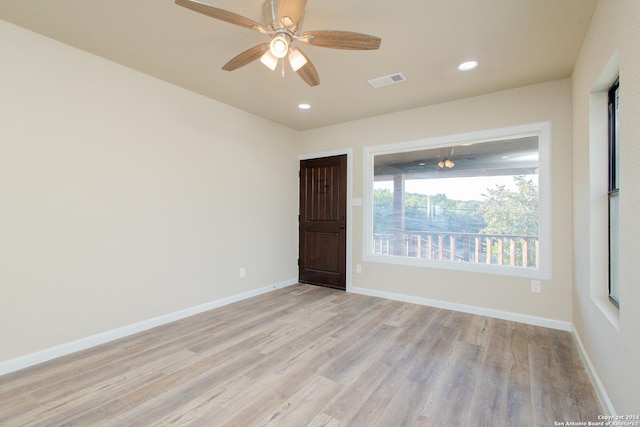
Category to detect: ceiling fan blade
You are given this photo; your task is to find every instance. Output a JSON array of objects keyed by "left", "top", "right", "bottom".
[
  {"left": 294, "top": 50, "right": 319, "bottom": 87},
  {"left": 298, "top": 30, "right": 381, "bottom": 50},
  {"left": 277, "top": 0, "right": 307, "bottom": 29},
  {"left": 176, "top": 0, "right": 267, "bottom": 33},
  {"left": 222, "top": 43, "right": 269, "bottom": 71}
]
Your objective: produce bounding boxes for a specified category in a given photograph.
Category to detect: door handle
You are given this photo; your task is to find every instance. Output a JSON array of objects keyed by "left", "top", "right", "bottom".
[{"left": 339, "top": 224, "right": 346, "bottom": 229}]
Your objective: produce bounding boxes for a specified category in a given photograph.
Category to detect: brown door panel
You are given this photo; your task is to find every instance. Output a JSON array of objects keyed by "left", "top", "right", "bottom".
[{"left": 299, "top": 155, "right": 347, "bottom": 290}]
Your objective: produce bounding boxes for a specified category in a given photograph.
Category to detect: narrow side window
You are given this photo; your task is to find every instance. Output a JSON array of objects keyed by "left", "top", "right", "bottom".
[{"left": 608, "top": 78, "right": 620, "bottom": 308}]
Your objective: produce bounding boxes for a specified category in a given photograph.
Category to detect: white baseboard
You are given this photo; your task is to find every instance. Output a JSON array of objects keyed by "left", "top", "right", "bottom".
[
  {"left": 570, "top": 325, "right": 616, "bottom": 416},
  {"left": 0, "top": 278, "right": 298, "bottom": 377},
  {"left": 350, "top": 286, "right": 572, "bottom": 331}
]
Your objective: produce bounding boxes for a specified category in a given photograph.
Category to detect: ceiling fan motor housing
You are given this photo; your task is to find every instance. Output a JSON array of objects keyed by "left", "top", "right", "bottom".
[{"left": 270, "top": 32, "right": 291, "bottom": 58}]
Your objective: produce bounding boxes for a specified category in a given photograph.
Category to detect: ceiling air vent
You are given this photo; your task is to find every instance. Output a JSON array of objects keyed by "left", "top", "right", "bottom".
[{"left": 368, "top": 72, "right": 407, "bottom": 88}]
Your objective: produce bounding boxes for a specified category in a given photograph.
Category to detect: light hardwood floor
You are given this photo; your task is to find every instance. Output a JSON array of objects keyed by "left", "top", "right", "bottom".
[{"left": 0, "top": 284, "right": 602, "bottom": 426}]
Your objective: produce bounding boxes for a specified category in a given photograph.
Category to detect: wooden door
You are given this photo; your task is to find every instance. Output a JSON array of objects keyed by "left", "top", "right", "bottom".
[{"left": 299, "top": 155, "right": 347, "bottom": 290}]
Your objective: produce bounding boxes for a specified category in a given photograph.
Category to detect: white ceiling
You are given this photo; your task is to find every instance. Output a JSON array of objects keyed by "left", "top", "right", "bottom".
[{"left": 0, "top": 0, "right": 597, "bottom": 130}]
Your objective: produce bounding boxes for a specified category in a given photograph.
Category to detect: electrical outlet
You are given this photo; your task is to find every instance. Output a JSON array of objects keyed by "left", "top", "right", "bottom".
[
  {"left": 240, "top": 267, "right": 246, "bottom": 278},
  {"left": 356, "top": 264, "right": 362, "bottom": 274},
  {"left": 531, "top": 280, "right": 541, "bottom": 293}
]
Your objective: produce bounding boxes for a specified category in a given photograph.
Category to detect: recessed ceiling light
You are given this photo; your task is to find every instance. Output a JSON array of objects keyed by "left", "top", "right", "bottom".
[
  {"left": 458, "top": 61, "right": 478, "bottom": 71},
  {"left": 298, "top": 103, "right": 311, "bottom": 110}
]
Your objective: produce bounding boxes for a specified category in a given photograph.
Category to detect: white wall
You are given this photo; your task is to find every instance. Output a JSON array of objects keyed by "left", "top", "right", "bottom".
[
  {"left": 298, "top": 79, "right": 574, "bottom": 324},
  {"left": 0, "top": 21, "right": 299, "bottom": 364},
  {"left": 572, "top": 0, "right": 640, "bottom": 414}
]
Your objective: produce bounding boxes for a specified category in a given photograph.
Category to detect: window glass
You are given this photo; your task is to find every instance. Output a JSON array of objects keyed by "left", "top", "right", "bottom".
[
  {"left": 365, "top": 125, "right": 550, "bottom": 279},
  {"left": 609, "top": 193, "right": 620, "bottom": 305}
]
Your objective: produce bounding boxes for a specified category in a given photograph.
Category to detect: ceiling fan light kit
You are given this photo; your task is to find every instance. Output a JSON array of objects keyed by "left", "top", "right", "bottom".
[
  {"left": 288, "top": 48, "right": 308, "bottom": 72},
  {"left": 259, "top": 50, "right": 279, "bottom": 70},
  {"left": 175, "top": 0, "right": 381, "bottom": 87},
  {"left": 438, "top": 159, "right": 456, "bottom": 169},
  {"left": 269, "top": 35, "right": 289, "bottom": 58}
]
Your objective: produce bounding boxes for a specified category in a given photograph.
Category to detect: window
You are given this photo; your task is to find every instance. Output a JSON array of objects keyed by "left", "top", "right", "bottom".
[
  {"left": 608, "top": 78, "right": 620, "bottom": 307},
  {"left": 364, "top": 123, "right": 551, "bottom": 279}
]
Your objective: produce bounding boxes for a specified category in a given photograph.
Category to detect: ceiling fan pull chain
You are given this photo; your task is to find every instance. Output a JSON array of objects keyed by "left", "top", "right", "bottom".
[{"left": 282, "top": 59, "right": 286, "bottom": 77}]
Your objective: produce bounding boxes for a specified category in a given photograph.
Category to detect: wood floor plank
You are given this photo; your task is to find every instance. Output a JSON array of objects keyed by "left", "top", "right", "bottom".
[
  {"left": 459, "top": 313, "right": 492, "bottom": 347},
  {"left": 319, "top": 323, "right": 400, "bottom": 384},
  {"left": 321, "top": 361, "right": 392, "bottom": 422},
  {"left": 0, "top": 392, "right": 40, "bottom": 425},
  {"left": 27, "top": 364, "right": 170, "bottom": 427},
  {"left": 505, "top": 322, "right": 534, "bottom": 425},
  {"left": 308, "top": 412, "right": 345, "bottom": 427},
  {"left": 482, "top": 318, "right": 513, "bottom": 368},
  {"left": 339, "top": 365, "right": 407, "bottom": 426},
  {"left": 202, "top": 376, "right": 286, "bottom": 427},
  {"left": 465, "top": 362, "right": 510, "bottom": 427},
  {"left": 211, "top": 337, "right": 345, "bottom": 425},
  {"left": 421, "top": 341, "right": 484, "bottom": 425},
  {"left": 378, "top": 305, "right": 440, "bottom": 368},
  {"left": 0, "top": 284, "right": 603, "bottom": 426},
  {"left": 104, "top": 350, "right": 267, "bottom": 426},
  {"left": 529, "top": 341, "right": 562, "bottom": 426},
  {"left": 405, "top": 322, "right": 460, "bottom": 384},
  {"left": 255, "top": 376, "right": 343, "bottom": 427},
  {"left": 0, "top": 333, "right": 155, "bottom": 398},
  {"left": 373, "top": 378, "right": 430, "bottom": 427},
  {"left": 153, "top": 374, "right": 254, "bottom": 426}
]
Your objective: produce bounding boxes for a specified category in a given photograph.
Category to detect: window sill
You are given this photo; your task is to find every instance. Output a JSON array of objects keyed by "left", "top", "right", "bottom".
[
  {"left": 364, "top": 253, "right": 550, "bottom": 280},
  {"left": 592, "top": 296, "right": 620, "bottom": 331}
]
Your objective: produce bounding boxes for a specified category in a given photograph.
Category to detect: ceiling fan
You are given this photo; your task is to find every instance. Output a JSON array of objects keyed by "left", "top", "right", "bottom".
[{"left": 175, "top": 0, "right": 382, "bottom": 87}]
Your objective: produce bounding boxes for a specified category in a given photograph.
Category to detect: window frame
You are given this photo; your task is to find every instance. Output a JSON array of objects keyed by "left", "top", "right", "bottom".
[
  {"left": 363, "top": 122, "right": 552, "bottom": 280},
  {"left": 607, "top": 78, "right": 620, "bottom": 308}
]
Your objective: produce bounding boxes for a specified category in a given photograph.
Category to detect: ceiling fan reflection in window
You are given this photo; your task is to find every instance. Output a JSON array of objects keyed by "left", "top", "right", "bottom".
[{"left": 175, "top": 0, "right": 382, "bottom": 87}]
